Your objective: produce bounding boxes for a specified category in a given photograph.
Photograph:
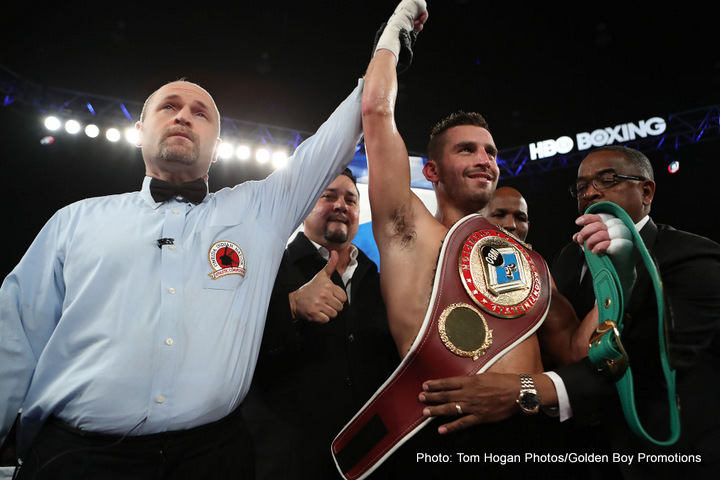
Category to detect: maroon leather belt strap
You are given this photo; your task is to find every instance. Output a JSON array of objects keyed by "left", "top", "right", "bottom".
[{"left": 331, "top": 214, "right": 551, "bottom": 480}]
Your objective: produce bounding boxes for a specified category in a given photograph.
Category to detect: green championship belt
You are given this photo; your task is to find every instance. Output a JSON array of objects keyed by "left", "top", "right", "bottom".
[{"left": 584, "top": 201, "right": 680, "bottom": 446}]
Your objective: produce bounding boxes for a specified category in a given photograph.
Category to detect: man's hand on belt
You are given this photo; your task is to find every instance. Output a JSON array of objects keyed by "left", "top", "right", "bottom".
[{"left": 418, "top": 372, "right": 521, "bottom": 434}]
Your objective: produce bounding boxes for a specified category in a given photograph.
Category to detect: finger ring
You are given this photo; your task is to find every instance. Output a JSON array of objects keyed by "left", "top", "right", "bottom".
[{"left": 455, "top": 403, "right": 463, "bottom": 415}]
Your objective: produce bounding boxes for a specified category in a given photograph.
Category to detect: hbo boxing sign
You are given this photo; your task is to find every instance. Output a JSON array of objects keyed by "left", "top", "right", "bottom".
[{"left": 529, "top": 117, "right": 667, "bottom": 160}]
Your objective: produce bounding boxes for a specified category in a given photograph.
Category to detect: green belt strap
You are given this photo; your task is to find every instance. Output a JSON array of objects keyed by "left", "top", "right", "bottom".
[{"left": 584, "top": 201, "right": 680, "bottom": 446}]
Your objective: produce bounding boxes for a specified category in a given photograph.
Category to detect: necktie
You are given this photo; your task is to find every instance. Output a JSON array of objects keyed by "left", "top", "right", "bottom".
[{"left": 149, "top": 177, "right": 207, "bottom": 204}]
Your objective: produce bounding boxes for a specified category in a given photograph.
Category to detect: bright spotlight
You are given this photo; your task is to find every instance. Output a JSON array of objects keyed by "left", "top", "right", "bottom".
[
  {"left": 271, "top": 151, "right": 289, "bottom": 170},
  {"left": 256, "top": 148, "right": 270, "bottom": 164},
  {"left": 106, "top": 128, "right": 121, "bottom": 142},
  {"left": 64, "top": 119, "right": 81, "bottom": 134},
  {"left": 124, "top": 127, "right": 139, "bottom": 144},
  {"left": 668, "top": 161, "right": 680, "bottom": 174},
  {"left": 218, "top": 142, "right": 234, "bottom": 160},
  {"left": 85, "top": 124, "right": 100, "bottom": 138},
  {"left": 44, "top": 116, "right": 61, "bottom": 131},
  {"left": 236, "top": 145, "right": 251, "bottom": 161}
]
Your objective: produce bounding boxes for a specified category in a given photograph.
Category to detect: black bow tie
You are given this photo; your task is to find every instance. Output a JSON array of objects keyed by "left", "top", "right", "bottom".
[{"left": 149, "top": 177, "right": 207, "bottom": 204}]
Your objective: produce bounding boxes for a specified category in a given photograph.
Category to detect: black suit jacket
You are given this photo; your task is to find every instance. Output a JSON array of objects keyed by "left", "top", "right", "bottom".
[
  {"left": 552, "top": 218, "right": 720, "bottom": 478},
  {"left": 242, "top": 232, "right": 398, "bottom": 480}
]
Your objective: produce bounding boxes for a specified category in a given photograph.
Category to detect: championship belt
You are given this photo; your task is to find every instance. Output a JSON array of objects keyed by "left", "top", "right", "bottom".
[
  {"left": 584, "top": 202, "right": 680, "bottom": 446},
  {"left": 331, "top": 214, "right": 551, "bottom": 480}
]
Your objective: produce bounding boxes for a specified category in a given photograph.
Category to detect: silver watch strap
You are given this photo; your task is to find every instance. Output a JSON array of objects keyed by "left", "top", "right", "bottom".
[{"left": 519, "top": 374, "right": 535, "bottom": 390}]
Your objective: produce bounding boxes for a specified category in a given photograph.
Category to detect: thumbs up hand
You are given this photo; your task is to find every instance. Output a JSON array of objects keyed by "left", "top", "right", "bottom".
[{"left": 289, "top": 250, "right": 348, "bottom": 323}]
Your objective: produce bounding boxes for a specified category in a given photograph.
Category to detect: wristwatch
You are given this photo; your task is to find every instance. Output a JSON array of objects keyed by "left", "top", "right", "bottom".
[{"left": 517, "top": 374, "right": 541, "bottom": 415}]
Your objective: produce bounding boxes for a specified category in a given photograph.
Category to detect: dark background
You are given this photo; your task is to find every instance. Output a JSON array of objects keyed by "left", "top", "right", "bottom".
[{"left": 2, "top": 1, "right": 719, "bottom": 277}]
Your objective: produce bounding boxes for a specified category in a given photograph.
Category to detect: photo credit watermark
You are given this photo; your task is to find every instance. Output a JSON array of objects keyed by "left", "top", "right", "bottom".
[{"left": 415, "top": 452, "right": 703, "bottom": 465}]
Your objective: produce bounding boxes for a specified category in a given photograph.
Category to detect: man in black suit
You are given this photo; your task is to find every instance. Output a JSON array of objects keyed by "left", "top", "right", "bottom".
[
  {"left": 551, "top": 146, "right": 720, "bottom": 478},
  {"left": 242, "top": 169, "right": 399, "bottom": 479}
]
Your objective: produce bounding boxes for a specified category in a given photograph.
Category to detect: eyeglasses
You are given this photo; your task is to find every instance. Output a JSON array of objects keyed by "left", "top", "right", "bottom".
[{"left": 568, "top": 172, "right": 645, "bottom": 198}]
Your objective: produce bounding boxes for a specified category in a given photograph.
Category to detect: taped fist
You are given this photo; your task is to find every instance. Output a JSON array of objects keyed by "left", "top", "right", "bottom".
[{"left": 374, "top": 0, "right": 428, "bottom": 71}]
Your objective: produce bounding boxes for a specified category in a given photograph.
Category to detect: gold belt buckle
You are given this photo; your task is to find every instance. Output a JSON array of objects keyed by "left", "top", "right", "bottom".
[{"left": 589, "top": 320, "right": 629, "bottom": 380}]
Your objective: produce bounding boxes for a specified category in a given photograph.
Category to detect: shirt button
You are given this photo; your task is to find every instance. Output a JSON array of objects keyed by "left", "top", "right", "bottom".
[
  {"left": 156, "top": 395, "right": 165, "bottom": 404},
  {"left": 168, "top": 288, "right": 176, "bottom": 294},
  {"left": 176, "top": 195, "right": 184, "bottom": 201},
  {"left": 347, "top": 334, "right": 355, "bottom": 343},
  {"left": 165, "top": 338, "right": 174, "bottom": 346},
  {"left": 168, "top": 245, "right": 176, "bottom": 251},
  {"left": 172, "top": 209, "right": 180, "bottom": 215}
]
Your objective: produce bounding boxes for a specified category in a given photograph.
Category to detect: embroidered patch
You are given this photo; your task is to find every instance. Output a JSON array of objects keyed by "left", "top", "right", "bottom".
[
  {"left": 459, "top": 230, "right": 541, "bottom": 318},
  {"left": 208, "top": 241, "right": 246, "bottom": 279}
]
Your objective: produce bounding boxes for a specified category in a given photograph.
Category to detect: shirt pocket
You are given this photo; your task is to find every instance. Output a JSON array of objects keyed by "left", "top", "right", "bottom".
[{"left": 197, "top": 227, "right": 248, "bottom": 291}]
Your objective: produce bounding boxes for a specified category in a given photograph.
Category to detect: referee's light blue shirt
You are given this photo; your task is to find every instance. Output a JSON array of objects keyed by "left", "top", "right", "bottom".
[{"left": 0, "top": 80, "right": 363, "bottom": 451}]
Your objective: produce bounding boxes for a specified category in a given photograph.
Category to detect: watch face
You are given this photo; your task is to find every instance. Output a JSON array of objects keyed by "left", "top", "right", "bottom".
[{"left": 519, "top": 392, "right": 540, "bottom": 412}]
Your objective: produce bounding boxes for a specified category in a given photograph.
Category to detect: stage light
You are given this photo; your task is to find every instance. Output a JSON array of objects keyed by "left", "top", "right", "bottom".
[
  {"left": 256, "top": 148, "right": 270, "bottom": 164},
  {"left": 668, "top": 160, "right": 680, "bottom": 174},
  {"left": 85, "top": 124, "right": 100, "bottom": 138},
  {"left": 44, "top": 116, "right": 61, "bottom": 131},
  {"left": 64, "top": 119, "right": 81, "bottom": 134},
  {"left": 218, "top": 142, "right": 234, "bottom": 160},
  {"left": 33, "top": 111, "right": 301, "bottom": 172},
  {"left": 124, "top": 127, "right": 138, "bottom": 144},
  {"left": 236, "top": 145, "right": 251, "bottom": 161},
  {"left": 271, "top": 151, "right": 289, "bottom": 170},
  {"left": 106, "top": 128, "right": 121, "bottom": 142}
]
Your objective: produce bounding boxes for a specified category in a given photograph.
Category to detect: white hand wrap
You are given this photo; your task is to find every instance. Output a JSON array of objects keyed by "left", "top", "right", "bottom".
[
  {"left": 598, "top": 214, "right": 633, "bottom": 256},
  {"left": 375, "top": 0, "right": 426, "bottom": 62},
  {"left": 598, "top": 213, "right": 636, "bottom": 299}
]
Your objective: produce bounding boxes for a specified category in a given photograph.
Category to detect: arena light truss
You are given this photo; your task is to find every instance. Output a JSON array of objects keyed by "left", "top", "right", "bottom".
[
  {"left": 2, "top": 65, "right": 719, "bottom": 179},
  {"left": 0, "top": 65, "right": 313, "bottom": 171}
]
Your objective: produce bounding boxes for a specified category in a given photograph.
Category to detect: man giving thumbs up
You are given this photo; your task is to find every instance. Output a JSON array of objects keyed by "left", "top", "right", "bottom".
[{"left": 242, "top": 169, "right": 400, "bottom": 479}]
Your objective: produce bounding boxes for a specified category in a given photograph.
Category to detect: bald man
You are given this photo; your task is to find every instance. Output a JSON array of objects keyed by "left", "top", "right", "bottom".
[
  {"left": 481, "top": 186, "right": 530, "bottom": 242},
  {"left": 0, "top": 50, "right": 369, "bottom": 480}
]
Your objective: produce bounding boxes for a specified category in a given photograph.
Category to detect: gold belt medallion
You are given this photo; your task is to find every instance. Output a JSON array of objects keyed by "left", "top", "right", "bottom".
[
  {"left": 459, "top": 229, "right": 541, "bottom": 318},
  {"left": 438, "top": 303, "right": 493, "bottom": 360}
]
